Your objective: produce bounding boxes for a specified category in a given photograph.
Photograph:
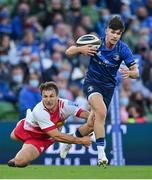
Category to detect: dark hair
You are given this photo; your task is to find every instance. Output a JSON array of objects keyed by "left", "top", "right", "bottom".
[
  {"left": 108, "top": 16, "right": 125, "bottom": 32},
  {"left": 39, "top": 81, "right": 59, "bottom": 95}
]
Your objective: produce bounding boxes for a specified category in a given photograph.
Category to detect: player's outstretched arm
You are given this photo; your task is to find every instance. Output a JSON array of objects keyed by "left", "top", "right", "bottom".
[
  {"left": 66, "top": 45, "right": 97, "bottom": 57},
  {"left": 46, "top": 129, "right": 92, "bottom": 147}
]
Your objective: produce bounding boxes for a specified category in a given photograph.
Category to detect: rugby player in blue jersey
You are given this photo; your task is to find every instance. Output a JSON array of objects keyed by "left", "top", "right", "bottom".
[{"left": 61, "top": 16, "right": 139, "bottom": 167}]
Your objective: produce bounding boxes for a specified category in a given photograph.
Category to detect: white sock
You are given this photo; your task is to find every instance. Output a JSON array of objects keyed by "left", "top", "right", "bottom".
[
  {"left": 97, "top": 146, "right": 105, "bottom": 160},
  {"left": 73, "top": 132, "right": 76, "bottom": 137}
]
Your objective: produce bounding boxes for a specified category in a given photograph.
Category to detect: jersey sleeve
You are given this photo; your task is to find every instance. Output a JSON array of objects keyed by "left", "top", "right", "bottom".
[
  {"left": 33, "top": 108, "right": 56, "bottom": 133},
  {"left": 121, "top": 43, "right": 136, "bottom": 68},
  {"left": 64, "top": 100, "right": 84, "bottom": 117}
]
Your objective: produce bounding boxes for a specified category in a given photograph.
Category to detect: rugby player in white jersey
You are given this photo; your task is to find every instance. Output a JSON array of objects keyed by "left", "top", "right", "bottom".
[{"left": 8, "top": 81, "right": 93, "bottom": 167}]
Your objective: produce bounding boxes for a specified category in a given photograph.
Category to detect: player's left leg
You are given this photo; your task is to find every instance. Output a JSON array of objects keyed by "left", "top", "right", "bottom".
[
  {"left": 89, "top": 93, "right": 108, "bottom": 167},
  {"left": 8, "top": 143, "right": 40, "bottom": 167}
]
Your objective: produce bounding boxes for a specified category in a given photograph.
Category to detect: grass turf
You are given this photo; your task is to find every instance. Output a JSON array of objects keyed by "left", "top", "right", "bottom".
[{"left": 0, "top": 165, "right": 152, "bottom": 179}]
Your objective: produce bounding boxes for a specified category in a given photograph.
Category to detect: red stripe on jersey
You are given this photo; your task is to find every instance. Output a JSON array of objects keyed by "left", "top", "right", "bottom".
[
  {"left": 24, "top": 121, "right": 44, "bottom": 134},
  {"left": 59, "top": 99, "right": 64, "bottom": 109},
  {"left": 59, "top": 100, "right": 61, "bottom": 108},
  {"left": 43, "top": 100, "right": 65, "bottom": 129},
  {"left": 76, "top": 108, "right": 84, "bottom": 117},
  {"left": 24, "top": 120, "right": 56, "bottom": 135}
]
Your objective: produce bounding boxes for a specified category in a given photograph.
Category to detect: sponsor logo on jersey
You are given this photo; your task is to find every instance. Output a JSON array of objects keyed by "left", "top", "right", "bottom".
[
  {"left": 88, "top": 86, "right": 94, "bottom": 92},
  {"left": 113, "top": 54, "right": 120, "bottom": 61},
  {"left": 56, "top": 120, "right": 65, "bottom": 128}
]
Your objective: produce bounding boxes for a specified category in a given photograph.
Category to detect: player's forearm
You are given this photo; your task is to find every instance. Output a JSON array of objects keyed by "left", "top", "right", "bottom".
[
  {"left": 54, "top": 133, "right": 83, "bottom": 144},
  {"left": 47, "top": 129, "right": 83, "bottom": 144},
  {"left": 65, "top": 46, "right": 81, "bottom": 57},
  {"left": 129, "top": 69, "right": 139, "bottom": 79}
]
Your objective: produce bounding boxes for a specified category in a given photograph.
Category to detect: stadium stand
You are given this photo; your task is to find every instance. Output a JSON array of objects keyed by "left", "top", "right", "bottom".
[{"left": 0, "top": 0, "right": 151, "bottom": 123}]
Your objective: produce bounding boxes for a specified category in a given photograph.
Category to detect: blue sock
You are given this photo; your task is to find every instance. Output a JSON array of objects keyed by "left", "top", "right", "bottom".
[
  {"left": 96, "top": 137, "right": 105, "bottom": 147},
  {"left": 75, "top": 129, "right": 83, "bottom": 137}
]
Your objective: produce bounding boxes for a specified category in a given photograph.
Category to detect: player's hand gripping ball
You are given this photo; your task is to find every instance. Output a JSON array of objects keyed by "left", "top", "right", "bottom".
[{"left": 76, "top": 34, "right": 101, "bottom": 49}]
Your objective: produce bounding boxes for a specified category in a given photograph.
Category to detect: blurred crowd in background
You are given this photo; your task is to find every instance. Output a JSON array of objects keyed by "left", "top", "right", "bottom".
[{"left": 0, "top": 0, "right": 151, "bottom": 123}]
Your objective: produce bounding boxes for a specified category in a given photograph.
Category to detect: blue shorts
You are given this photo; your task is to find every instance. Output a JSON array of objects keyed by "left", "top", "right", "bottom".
[{"left": 83, "top": 82, "right": 114, "bottom": 109}]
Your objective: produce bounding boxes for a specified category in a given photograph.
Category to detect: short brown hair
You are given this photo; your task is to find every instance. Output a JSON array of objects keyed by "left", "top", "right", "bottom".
[
  {"left": 39, "top": 81, "right": 59, "bottom": 95},
  {"left": 108, "top": 16, "right": 125, "bottom": 32}
]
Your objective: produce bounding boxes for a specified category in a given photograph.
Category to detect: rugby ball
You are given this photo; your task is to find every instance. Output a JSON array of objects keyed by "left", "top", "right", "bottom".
[{"left": 76, "top": 34, "right": 101, "bottom": 49}]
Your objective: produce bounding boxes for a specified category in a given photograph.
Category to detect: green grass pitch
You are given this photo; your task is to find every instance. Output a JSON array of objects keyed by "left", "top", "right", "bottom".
[{"left": 0, "top": 165, "right": 152, "bottom": 179}]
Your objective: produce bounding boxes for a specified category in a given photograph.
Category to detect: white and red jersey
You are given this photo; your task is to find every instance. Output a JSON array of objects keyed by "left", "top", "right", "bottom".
[{"left": 23, "top": 98, "right": 83, "bottom": 135}]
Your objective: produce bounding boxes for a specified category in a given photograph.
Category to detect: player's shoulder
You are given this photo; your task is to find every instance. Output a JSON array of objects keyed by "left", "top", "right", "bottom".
[
  {"left": 118, "top": 39, "right": 129, "bottom": 49},
  {"left": 33, "top": 101, "right": 43, "bottom": 109},
  {"left": 59, "top": 98, "right": 78, "bottom": 108},
  {"left": 33, "top": 101, "right": 50, "bottom": 119},
  {"left": 117, "top": 40, "right": 131, "bottom": 54},
  {"left": 33, "top": 101, "right": 46, "bottom": 115}
]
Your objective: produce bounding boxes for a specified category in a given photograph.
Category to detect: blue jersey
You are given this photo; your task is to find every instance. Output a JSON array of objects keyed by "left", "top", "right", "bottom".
[{"left": 85, "top": 38, "right": 136, "bottom": 88}]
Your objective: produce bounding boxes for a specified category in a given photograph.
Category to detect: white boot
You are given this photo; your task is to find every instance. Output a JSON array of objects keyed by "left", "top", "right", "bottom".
[
  {"left": 60, "top": 143, "right": 72, "bottom": 159},
  {"left": 97, "top": 146, "right": 108, "bottom": 168}
]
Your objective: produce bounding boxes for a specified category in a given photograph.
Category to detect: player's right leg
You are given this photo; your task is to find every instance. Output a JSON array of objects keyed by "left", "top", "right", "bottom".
[{"left": 8, "top": 143, "right": 40, "bottom": 167}]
